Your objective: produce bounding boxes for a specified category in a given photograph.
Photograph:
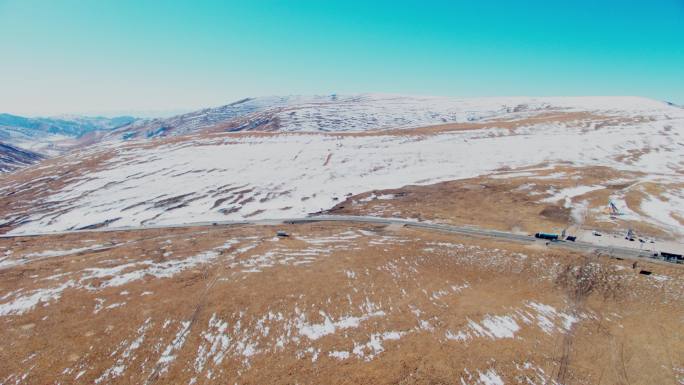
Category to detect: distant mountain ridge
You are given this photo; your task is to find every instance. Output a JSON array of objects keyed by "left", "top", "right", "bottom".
[
  {"left": 0, "top": 113, "right": 136, "bottom": 138},
  {"left": 107, "top": 94, "right": 683, "bottom": 140},
  {"left": 0, "top": 113, "right": 139, "bottom": 164}
]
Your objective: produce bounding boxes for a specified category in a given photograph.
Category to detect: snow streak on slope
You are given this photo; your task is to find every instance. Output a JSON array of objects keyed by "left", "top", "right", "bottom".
[{"left": 8, "top": 107, "right": 684, "bottom": 235}]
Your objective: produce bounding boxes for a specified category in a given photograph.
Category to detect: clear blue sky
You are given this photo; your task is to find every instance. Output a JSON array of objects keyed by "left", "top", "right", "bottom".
[{"left": 1, "top": 0, "right": 682, "bottom": 116}]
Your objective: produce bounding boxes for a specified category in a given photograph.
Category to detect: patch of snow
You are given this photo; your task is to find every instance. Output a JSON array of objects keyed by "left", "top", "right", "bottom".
[
  {"left": 95, "top": 318, "right": 151, "bottom": 383},
  {"left": 194, "top": 314, "right": 231, "bottom": 376},
  {"left": 297, "top": 310, "right": 385, "bottom": 340},
  {"left": 445, "top": 330, "right": 468, "bottom": 341},
  {"left": 478, "top": 369, "right": 504, "bottom": 385},
  {"left": 80, "top": 240, "right": 240, "bottom": 289},
  {"left": 328, "top": 350, "right": 350, "bottom": 360},
  {"left": 0, "top": 280, "right": 74, "bottom": 316},
  {"left": 24, "top": 245, "right": 105, "bottom": 259},
  {"left": 641, "top": 193, "right": 684, "bottom": 230},
  {"left": 155, "top": 320, "right": 192, "bottom": 375},
  {"left": 541, "top": 185, "right": 604, "bottom": 205},
  {"left": 480, "top": 315, "right": 520, "bottom": 338}
]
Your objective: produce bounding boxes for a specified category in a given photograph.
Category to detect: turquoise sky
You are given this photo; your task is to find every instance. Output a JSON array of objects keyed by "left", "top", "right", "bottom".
[{"left": 1, "top": 0, "right": 682, "bottom": 116}]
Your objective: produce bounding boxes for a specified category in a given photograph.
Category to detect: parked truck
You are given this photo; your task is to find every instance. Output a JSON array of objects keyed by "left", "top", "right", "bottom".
[
  {"left": 660, "top": 252, "right": 683, "bottom": 263},
  {"left": 535, "top": 232, "right": 559, "bottom": 241}
]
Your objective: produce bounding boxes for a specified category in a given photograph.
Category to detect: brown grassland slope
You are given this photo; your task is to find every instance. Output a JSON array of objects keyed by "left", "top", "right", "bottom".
[{"left": 1, "top": 222, "right": 682, "bottom": 384}]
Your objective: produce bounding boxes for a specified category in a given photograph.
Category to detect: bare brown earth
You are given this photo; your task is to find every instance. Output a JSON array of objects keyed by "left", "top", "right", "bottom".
[
  {"left": 327, "top": 164, "right": 680, "bottom": 240},
  {"left": 0, "top": 223, "right": 683, "bottom": 384}
]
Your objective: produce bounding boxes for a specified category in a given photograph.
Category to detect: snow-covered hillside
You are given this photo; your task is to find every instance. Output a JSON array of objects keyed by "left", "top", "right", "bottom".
[
  {"left": 3, "top": 95, "right": 683, "bottom": 237},
  {"left": 0, "top": 142, "right": 44, "bottom": 172},
  {"left": 265, "top": 95, "right": 681, "bottom": 132},
  {"left": 109, "top": 94, "right": 684, "bottom": 139}
]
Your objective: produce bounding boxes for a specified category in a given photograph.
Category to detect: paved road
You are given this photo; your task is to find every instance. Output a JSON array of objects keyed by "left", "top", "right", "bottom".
[
  {"left": 295, "top": 215, "right": 670, "bottom": 264},
  {"left": 1, "top": 214, "right": 679, "bottom": 265}
]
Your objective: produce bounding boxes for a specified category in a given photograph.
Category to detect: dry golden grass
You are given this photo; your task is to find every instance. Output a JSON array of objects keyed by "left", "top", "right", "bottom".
[
  {"left": 328, "top": 164, "right": 681, "bottom": 240},
  {"left": 0, "top": 223, "right": 682, "bottom": 384}
]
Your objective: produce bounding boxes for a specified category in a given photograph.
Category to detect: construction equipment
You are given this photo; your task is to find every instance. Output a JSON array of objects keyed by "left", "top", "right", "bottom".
[
  {"left": 625, "top": 228, "right": 636, "bottom": 241},
  {"left": 608, "top": 200, "right": 623, "bottom": 216}
]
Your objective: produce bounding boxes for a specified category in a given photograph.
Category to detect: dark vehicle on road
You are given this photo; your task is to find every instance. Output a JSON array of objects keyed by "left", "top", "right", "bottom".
[
  {"left": 661, "top": 252, "right": 683, "bottom": 263},
  {"left": 535, "top": 232, "right": 559, "bottom": 241}
]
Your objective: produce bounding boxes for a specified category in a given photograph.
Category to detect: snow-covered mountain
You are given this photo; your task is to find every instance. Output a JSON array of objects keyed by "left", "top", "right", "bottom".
[
  {"left": 2, "top": 95, "right": 683, "bottom": 238},
  {"left": 0, "top": 113, "right": 137, "bottom": 157},
  {"left": 108, "top": 94, "right": 682, "bottom": 140}
]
